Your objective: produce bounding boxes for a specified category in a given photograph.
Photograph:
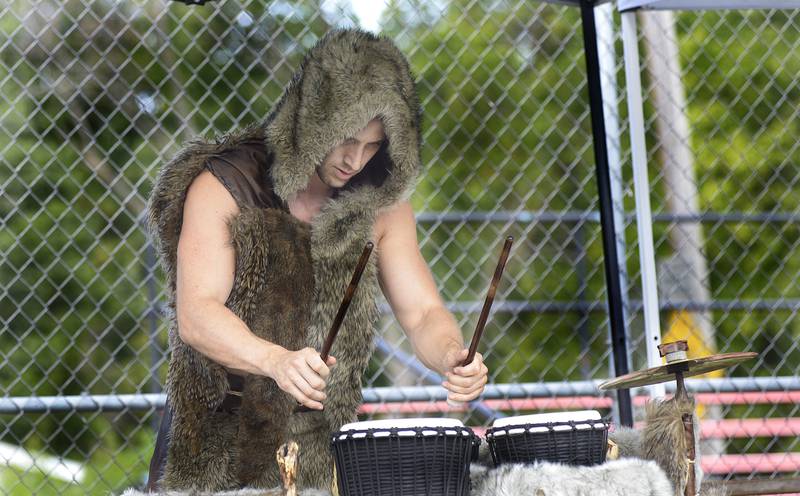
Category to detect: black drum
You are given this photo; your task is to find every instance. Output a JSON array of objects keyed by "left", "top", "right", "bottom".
[
  {"left": 485, "top": 410, "right": 608, "bottom": 467},
  {"left": 331, "top": 417, "right": 480, "bottom": 496}
]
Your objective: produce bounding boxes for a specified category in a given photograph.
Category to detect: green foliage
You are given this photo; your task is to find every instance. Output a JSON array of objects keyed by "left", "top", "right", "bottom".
[
  {"left": 676, "top": 10, "right": 800, "bottom": 353},
  {"left": 1, "top": 419, "right": 156, "bottom": 495},
  {"left": 0, "top": 0, "right": 338, "bottom": 491}
]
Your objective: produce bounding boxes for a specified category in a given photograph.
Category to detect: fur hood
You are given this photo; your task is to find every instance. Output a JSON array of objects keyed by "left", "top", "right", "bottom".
[
  {"left": 266, "top": 28, "right": 422, "bottom": 250},
  {"left": 148, "top": 28, "right": 422, "bottom": 277}
]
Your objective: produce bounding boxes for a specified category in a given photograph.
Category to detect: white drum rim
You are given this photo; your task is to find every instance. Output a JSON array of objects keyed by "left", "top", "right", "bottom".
[
  {"left": 336, "top": 417, "right": 471, "bottom": 440},
  {"left": 489, "top": 410, "right": 605, "bottom": 437}
]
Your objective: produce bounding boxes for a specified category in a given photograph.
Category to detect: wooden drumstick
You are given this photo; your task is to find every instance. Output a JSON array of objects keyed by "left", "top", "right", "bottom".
[
  {"left": 448, "top": 236, "right": 513, "bottom": 408},
  {"left": 294, "top": 241, "right": 374, "bottom": 413}
]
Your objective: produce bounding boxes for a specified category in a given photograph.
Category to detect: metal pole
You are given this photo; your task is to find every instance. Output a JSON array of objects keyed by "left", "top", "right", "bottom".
[
  {"left": 597, "top": 0, "right": 630, "bottom": 427},
  {"left": 596, "top": 1, "right": 630, "bottom": 334},
  {"left": 575, "top": 224, "right": 591, "bottom": 380},
  {"left": 579, "top": 0, "right": 633, "bottom": 427},
  {"left": 3, "top": 376, "right": 799, "bottom": 414},
  {"left": 621, "top": 10, "right": 666, "bottom": 399}
]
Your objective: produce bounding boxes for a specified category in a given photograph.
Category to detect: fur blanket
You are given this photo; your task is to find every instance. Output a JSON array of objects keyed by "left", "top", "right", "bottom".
[
  {"left": 120, "top": 489, "right": 330, "bottom": 496},
  {"left": 121, "top": 459, "right": 672, "bottom": 496},
  {"left": 609, "top": 398, "right": 729, "bottom": 496},
  {"left": 125, "top": 396, "right": 730, "bottom": 495},
  {"left": 472, "top": 459, "right": 673, "bottom": 496}
]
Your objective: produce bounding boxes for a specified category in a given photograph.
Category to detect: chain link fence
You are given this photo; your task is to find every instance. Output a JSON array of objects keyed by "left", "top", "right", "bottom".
[
  {"left": 629, "top": 4, "right": 800, "bottom": 475},
  {"left": 1, "top": 0, "right": 798, "bottom": 493}
]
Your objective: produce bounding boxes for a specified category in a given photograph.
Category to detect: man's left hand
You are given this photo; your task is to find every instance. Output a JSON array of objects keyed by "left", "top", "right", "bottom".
[{"left": 442, "top": 349, "right": 489, "bottom": 403}]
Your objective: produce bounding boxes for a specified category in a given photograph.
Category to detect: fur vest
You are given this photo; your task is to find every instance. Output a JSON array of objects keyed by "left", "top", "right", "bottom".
[{"left": 146, "top": 29, "right": 421, "bottom": 492}]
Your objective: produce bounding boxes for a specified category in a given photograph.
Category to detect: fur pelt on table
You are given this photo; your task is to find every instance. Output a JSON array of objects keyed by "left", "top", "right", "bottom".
[
  {"left": 120, "top": 489, "right": 331, "bottom": 496},
  {"left": 471, "top": 459, "right": 673, "bottom": 496},
  {"left": 609, "top": 396, "right": 729, "bottom": 496},
  {"left": 124, "top": 395, "right": 736, "bottom": 496},
  {"left": 121, "top": 459, "right": 671, "bottom": 496}
]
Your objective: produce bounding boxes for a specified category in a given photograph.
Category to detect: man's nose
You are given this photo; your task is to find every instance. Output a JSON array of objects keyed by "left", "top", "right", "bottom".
[{"left": 344, "top": 144, "right": 365, "bottom": 170}]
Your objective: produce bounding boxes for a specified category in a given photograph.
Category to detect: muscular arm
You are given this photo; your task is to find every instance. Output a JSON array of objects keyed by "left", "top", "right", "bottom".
[
  {"left": 376, "top": 201, "right": 464, "bottom": 376},
  {"left": 176, "top": 171, "right": 264, "bottom": 374},
  {"left": 175, "top": 170, "right": 332, "bottom": 409},
  {"left": 377, "top": 202, "right": 488, "bottom": 402}
]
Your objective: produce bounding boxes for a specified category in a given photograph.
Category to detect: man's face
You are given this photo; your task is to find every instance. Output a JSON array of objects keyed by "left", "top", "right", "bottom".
[{"left": 317, "top": 118, "right": 386, "bottom": 189}]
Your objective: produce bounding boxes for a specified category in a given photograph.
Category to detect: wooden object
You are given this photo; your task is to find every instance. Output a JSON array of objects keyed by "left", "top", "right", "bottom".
[
  {"left": 276, "top": 441, "right": 299, "bottom": 496},
  {"left": 463, "top": 236, "right": 514, "bottom": 367},
  {"left": 447, "top": 236, "right": 512, "bottom": 409},
  {"left": 319, "top": 241, "right": 374, "bottom": 362}
]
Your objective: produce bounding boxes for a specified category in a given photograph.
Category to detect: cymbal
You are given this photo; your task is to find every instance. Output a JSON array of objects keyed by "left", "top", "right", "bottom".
[{"left": 599, "top": 352, "right": 758, "bottom": 390}]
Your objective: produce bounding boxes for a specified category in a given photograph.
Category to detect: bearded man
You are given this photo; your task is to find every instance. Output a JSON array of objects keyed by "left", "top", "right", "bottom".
[{"left": 145, "top": 28, "right": 488, "bottom": 492}]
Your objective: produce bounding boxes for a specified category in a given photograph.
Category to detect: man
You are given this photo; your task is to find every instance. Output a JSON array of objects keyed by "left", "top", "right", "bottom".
[{"left": 145, "top": 29, "right": 488, "bottom": 492}]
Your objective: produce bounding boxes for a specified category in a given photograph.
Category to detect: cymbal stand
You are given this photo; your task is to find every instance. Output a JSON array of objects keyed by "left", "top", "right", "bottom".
[{"left": 659, "top": 340, "right": 696, "bottom": 496}]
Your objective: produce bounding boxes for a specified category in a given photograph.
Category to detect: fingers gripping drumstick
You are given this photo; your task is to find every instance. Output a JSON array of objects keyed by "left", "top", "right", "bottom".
[
  {"left": 447, "top": 236, "right": 513, "bottom": 408},
  {"left": 294, "top": 241, "right": 374, "bottom": 413}
]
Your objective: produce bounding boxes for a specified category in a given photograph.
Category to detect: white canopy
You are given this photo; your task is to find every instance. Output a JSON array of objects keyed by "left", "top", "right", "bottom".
[
  {"left": 538, "top": 0, "right": 613, "bottom": 5},
  {"left": 619, "top": 0, "right": 800, "bottom": 11}
]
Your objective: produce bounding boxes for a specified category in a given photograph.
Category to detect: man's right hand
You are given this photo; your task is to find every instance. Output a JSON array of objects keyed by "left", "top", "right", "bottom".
[{"left": 268, "top": 347, "right": 336, "bottom": 410}]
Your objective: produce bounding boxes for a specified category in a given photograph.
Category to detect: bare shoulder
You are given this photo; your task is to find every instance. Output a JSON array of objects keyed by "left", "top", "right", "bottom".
[
  {"left": 374, "top": 200, "right": 415, "bottom": 243},
  {"left": 183, "top": 169, "right": 239, "bottom": 222},
  {"left": 177, "top": 170, "right": 238, "bottom": 307},
  {"left": 179, "top": 170, "right": 240, "bottom": 263}
]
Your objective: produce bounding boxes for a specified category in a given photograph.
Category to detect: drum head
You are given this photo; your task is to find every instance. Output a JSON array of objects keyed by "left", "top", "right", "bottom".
[
  {"left": 492, "top": 410, "right": 602, "bottom": 434},
  {"left": 340, "top": 417, "right": 464, "bottom": 431},
  {"left": 338, "top": 417, "right": 468, "bottom": 439},
  {"left": 486, "top": 410, "right": 608, "bottom": 467}
]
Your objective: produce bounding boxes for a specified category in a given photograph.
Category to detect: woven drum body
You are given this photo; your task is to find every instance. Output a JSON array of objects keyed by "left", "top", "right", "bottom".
[
  {"left": 331, "top": 418, "right": 479, "bottom": 496},
  {"left": 486, "top": 410, "right": 608, "bottom": 467}
]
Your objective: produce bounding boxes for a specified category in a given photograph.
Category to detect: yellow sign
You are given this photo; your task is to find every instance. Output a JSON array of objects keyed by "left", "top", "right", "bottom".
[{"left": 663, "top": 310, "right": 720, "bottom": 418}]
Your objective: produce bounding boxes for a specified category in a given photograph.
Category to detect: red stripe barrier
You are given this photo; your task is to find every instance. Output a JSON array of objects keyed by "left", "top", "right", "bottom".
[
  {"left": 702, "top": 453, "right": 800, "bottom": 474},
  {"left": 445, "top": 420, "right": 800, "bottom": 441},
  {"left": 695, "top": 391, "right": 800, "bottom": 405},
  {"left": 627, "top": 418, "right": 800, "bottom": 439},
  {"left": 358, "top": 397, "right": 615, "bottom": 413},
  {"left": 357, "top": 394, "right": 800, "bottom": 474},
  {"left": 357, "top": 392, "right": 800, "bottom": 415},
  {"left": 700, "top": 418, "right": 800, "bottom": 438}
]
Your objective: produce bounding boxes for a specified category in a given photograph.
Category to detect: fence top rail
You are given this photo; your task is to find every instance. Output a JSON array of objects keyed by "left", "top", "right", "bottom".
[
  {"left": 2, "top": 377, "right": 796, "bottom": 414},
  {"left": 373, "top": 298, "right": 800, "bottom": 316},
  {"left": 415, "top": 210, "right": 800, "bottom": 224}
]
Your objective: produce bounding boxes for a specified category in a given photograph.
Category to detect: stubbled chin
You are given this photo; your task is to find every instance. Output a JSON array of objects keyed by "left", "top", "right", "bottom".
[{"left": 321, "top": 174, "right": 347, "bottom": 189}]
